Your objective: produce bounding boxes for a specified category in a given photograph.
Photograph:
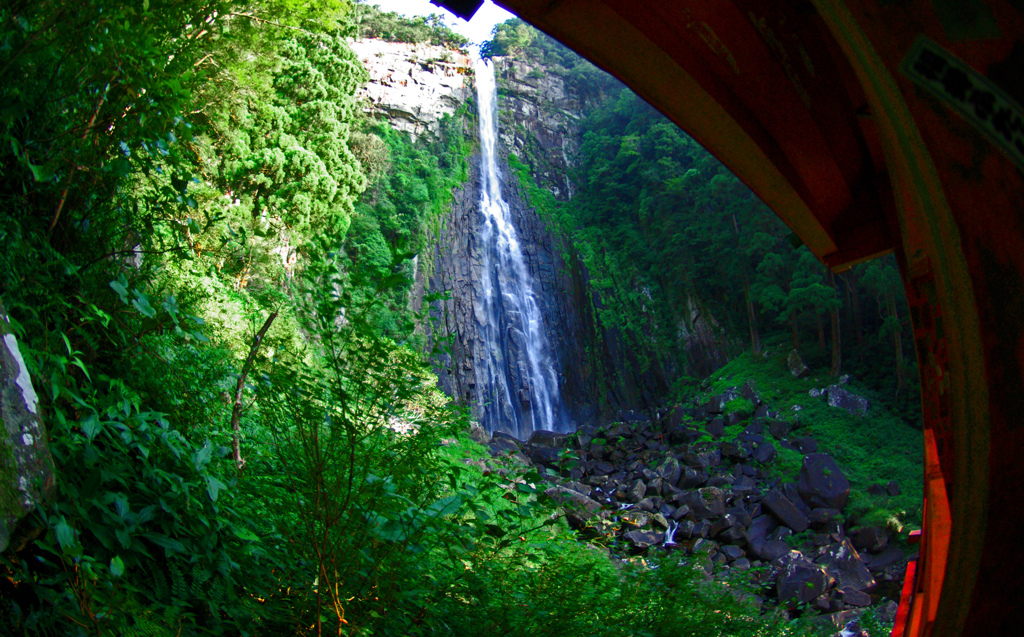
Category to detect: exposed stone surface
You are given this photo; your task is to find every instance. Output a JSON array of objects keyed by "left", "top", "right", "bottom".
[
  {"left": 351, "top": 39, "right": 471, "bottom": 139},
  {"left": 815, "top": 539, "right": 876, "bottom": 593},
  {"left": 752, "top": 442, "right": 777, "bottom": 464},
  {"left": 544, "top": 485, "right": 602, "bottom": 518},
  {"left": 1, "top": 301, "right": 55, "bottom": 552},
  {"left": 776, "top": 551, "right": 834, "bottom": 608},
  {"left": 788, "top": 349, "right": 810, "bottom": 377},
  {"left": 798, "top": 453, "right": 851, "bottom": 510},
  {"left": 487, "top": 381, "right": 909, "bottom": 622},
  {"left": 852, "top": 525, "right": 890, "bottom": 553},
  {"left": 413, "top": 49, "right": 736, "bottom": 436},
  {"left": 825, "top": 385, "right": 870, "bottom": 417},
  {"left": 529, "top": 429, "right": 573, "bottom": 447},
  {"left": 763, "top": 488, "right": 810, "bottom": 533},
  {"left": 624, "top": 529, "right": 664, "bottom": 551}
]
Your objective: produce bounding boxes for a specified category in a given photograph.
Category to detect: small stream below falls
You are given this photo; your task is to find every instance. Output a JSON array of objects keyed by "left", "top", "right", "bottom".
[{"left": 473, "top": 57, "right": 569, "bottom": 440}]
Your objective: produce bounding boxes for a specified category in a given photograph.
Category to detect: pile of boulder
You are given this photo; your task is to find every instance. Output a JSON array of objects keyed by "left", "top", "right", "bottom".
[{"left": 483, "top": 380, "right": 913, "bottom": 623}]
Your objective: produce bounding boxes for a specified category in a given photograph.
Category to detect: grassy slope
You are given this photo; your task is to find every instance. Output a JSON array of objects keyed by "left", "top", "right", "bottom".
[{"left": 694, "top": 348, "right": 923, "bottom": 533}]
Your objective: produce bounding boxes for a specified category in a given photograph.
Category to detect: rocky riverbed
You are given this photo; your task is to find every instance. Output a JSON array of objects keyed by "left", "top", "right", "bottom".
[{"left": 474, "top": 379, "right": 910, "bottom": 631}]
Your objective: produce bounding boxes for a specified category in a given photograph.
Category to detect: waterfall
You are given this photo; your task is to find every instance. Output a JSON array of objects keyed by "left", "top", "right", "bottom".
[{"left": 473, "top": 58, "right": 567, "bottom": 440}]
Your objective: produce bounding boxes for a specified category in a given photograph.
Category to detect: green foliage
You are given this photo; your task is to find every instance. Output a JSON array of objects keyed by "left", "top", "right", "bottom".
[
  {"left": 507, "top": 152, "right": 569, "bottom": 233},
  {"left": 345, "top": 112, "right": 471, "bottom": 341},
  {"left": 701, "top": 351, "right": 923, "bottom": 531},
  {"left": 480, "top": 18, "right": 535, "bottom": 57},
  {"left": 351, "top": 2, "right": 468, "bottom": 49},
  {"left": 554, "top": 68, "right": 919, "bottom": 419},
  {"left": 0, "top": 3, "right": 913, "bottom": 633},
  {"left": 723, "top": 397, "right": 755, "bottom": 417},
  {"left": 202, "top": 27, "right": 369, "bottom": 243}
]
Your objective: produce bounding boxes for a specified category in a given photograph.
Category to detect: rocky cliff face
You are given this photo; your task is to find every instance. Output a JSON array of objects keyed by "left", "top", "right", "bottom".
[
  {"left": 419, "top": 58, "right": 662, "bottom": 430},
  {"left": 377, "top": 44, "right": 726, "bottom": 433},
  {"left": 493, "top": 58, "right": 592, "bottom": 200},
  {"left": 422, "top": 152, "right": 603, "bottom": 431},
  {"left": 351, "top": 39, "right": 472, "bottom": 139}
]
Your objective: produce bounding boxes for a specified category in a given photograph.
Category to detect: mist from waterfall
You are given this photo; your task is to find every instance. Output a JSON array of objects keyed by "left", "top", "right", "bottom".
[{"left": 474, "top": 57, "right": 566, "bottom": 440}]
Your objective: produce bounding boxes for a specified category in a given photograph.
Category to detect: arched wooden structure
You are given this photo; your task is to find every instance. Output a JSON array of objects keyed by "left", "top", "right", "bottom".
[{"left": 438, "top": 0, "right": 1024, "bottom": 634}]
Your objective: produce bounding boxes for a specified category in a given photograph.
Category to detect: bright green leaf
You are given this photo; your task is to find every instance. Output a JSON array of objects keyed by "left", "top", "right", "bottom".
[
  {"left": 54, "top": 517, "right": 75, "bottom": 552},
  {"left": 142, "top": 532, "right": 186, "bottom": 554},
  {"left": 205, "top": 475, "right": 227, "bottom": 502}
]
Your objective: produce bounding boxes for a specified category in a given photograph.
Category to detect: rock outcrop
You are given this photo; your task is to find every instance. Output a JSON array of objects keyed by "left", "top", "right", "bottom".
[
  {"left": 394, "top": 46, "right": 727, "bottom": 435},
  {"left": 1, "top": 300, "right": 55, "bottom": 552},
  {"left": 493, "top": 57, "right": 607, "bottom": 200},
  {"left": 351, "top": 39, "right": 472, "bottom": 139}
]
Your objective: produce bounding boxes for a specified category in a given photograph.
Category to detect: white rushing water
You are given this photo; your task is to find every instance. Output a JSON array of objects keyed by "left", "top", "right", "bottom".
[{"left": 474, "top": 57, "right": 565, "bottom": 438}]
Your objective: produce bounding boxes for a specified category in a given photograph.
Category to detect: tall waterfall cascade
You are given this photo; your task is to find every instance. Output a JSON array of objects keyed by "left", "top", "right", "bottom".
[{"left": 473, "top": 58, "right": 568, "bottom": 440}]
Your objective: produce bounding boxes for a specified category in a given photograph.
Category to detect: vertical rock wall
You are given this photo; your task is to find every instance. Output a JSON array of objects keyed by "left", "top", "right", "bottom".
[
  {"left": 369, "top": 44, "right": 728, "bottom": 433},
  {"left": 421, "top": 153, "right": 604, "bottom": 432}
]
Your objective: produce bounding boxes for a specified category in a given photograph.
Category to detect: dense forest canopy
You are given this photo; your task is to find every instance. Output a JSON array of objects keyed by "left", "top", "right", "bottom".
[{"left": 0, "top": 3, "right": 914, "bottom": 634}]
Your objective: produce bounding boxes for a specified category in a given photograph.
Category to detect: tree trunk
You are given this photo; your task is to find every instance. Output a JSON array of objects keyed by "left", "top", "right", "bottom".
[
  {"left": 885, "top": 288, "right": 905, "bottom": 391},
  {"left": 815, "top": 311, "right": 826, "bottom": 350},
  {"left": 743, "top": 276, "right": 761, "bottom": 356},
  {"left": 733, "top": 212, "right": 761, "bottom": 356},
  {"left": 844, "top": 271, "right": 864, "bottom": 345},
  {"left": 231, "top": 311, "right": 278, "bottom": 471},
  {"left": 828, "top": 270, "right": 841, "bottom": 377}
]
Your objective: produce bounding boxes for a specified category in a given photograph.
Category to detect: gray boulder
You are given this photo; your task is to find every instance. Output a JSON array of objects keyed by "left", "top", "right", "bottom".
[
  {"left": 620, "top": 510, "right": 651, "bottom": 530},
  {"left": 1, "top": 304, "right": 55, "bottom": 552},
  {"left": 705, "top": 389, "right": 739, "bottom": 415},
  {"left": 838, "top": 587, "right": 872, "bottom": 607},
  {"left": 688, "top": 487, "right": 727, "bottom": 519},
  {"left": 468, "top": 421, "right": 489, "bottom": 444},
  {"left": 815, "top": 538, "right": 876, "bottom": 593},
  {"left": 752, "top": 442, "right": 777, "bottom": 464},
  {"left": 768, "top": 420, "right": 792, "bottom": 438},
  {"left": 788, "top": 349, "right": 809, "bottom": 377},
  {"left": 721, "top": 544, "right": 746, "bottom": 561},
  {"left": 740, "top": 380, "right": 761, "bottom": 405},
  {"left": 808, "top": 508, "right": 842, "bottom": 526},
  {"left": 668, "top": 426, "right": 702, "bottom": 445},
  {"left": 747, "top": 514, "right": 778, "bottom": 551},
  {"left": 526, "top": 445, "right": 563, "bottom": 466},
  {"left": 692, "top": 519, "right": 712, "bottom": 538},
  {"left": 623, "top": 479, "right": 647, "bottom": 503},
  {"left": 574, "top": 424, "right": 599, "bottom": 450},
  {"left": 655, "top": 456, "right": 681, "bottom": 487},
  {"left": 776, "top": 551, "right": 835, "bottom": 608},
  {"left": 489, "top": 431, "right": 522, "bottom": 456},
  {"left": 886, "top": 480, "right": 902, "bottom": 496},
  {"left": 852, "top": 525, "right": 890, "bottom": 553},
  {"left": 762, "top": 488, "right": 809, "bottom": 533},
  {"left": 759, "top": 539, "right": 792, "bottom": 561},
  {"left": 825, "top": 385, "right": 870, "bottom": 416},
  {"left": 676, "top": 519, "right": 695, "bottom": 538},
  {"left": 624, "top": 529, "right": 664, "bottom": 552},
  {"left": 543, "top": 485, "right": 603, "bottom": 518},
  {"left": 797, "top": 453, "right": 851, "bottom": 510},
  {"left": 667, "top": 404, "right": 687, "bottom": 428},
  {"left": 865, "top": 546, "right": 905, "bottom": 573},
  {"left": 679, "top": 467, "right": 708, "bottom": 488},
  {"left": 794, "top": 436, "right": 819, "bottom": 454},
  {"left": 718, "top": 524, "right": 749, "bottom": 544}
]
